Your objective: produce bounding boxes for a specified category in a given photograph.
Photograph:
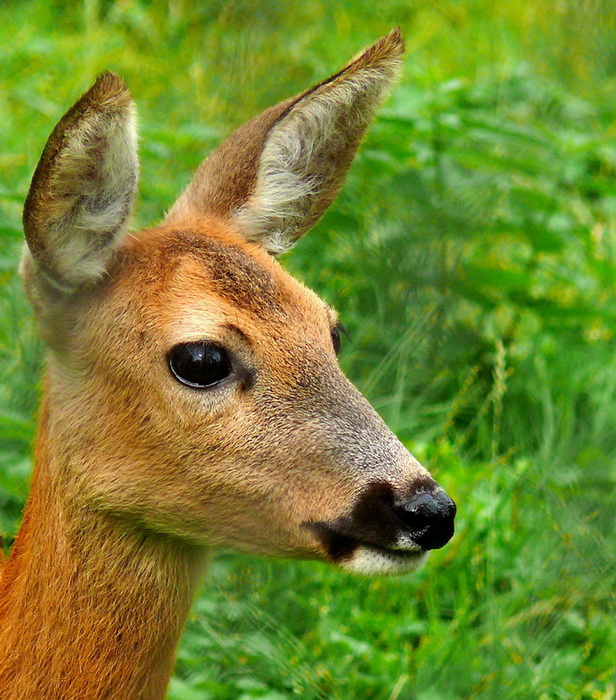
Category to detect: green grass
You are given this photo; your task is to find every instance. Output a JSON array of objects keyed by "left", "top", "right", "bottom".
[{"left": 1, "top": 1, "right": 615, "bottom": 698}]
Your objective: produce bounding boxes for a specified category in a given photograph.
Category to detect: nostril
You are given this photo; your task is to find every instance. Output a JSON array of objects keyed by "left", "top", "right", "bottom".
[{"left": 396, "top": 490, "right": 456, "bottom": 551}]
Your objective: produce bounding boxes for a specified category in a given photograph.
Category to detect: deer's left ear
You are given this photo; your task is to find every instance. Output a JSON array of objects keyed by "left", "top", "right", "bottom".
[{"left": 166, "top": 29, "right": 404, "bottom": 254}]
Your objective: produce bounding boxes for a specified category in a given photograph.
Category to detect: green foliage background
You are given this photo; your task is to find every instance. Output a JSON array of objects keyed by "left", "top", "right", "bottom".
[{"left": 0, "top": 1, "right": 614, "bottom": 697}]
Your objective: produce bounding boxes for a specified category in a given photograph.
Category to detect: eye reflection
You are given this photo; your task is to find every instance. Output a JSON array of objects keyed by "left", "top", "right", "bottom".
[{"left": 168, "top": 341, "right": 231, "bottom": 388}]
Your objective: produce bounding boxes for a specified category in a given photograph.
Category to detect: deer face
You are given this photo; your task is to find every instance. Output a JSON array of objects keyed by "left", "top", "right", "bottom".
[{"left": 22, "top": 30, "right": 455, "bottom": 576}]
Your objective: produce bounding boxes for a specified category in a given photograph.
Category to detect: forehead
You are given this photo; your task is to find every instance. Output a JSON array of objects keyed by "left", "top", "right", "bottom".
[{"left": 116, "top": 224, "right": 333, "bottom": 328}]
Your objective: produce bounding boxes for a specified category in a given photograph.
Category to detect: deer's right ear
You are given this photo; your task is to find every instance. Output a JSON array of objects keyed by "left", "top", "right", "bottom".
[
  {"left": 22, "top": 73, "right": 138, "bottom": 297},
  {"left": 166, "top": 29, "right": 404, "bottom": 255}
]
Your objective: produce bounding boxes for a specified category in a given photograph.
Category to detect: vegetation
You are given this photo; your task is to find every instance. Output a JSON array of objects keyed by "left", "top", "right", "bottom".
[{"left": 1, "top": 1, "right": 614, "bottom": 697}]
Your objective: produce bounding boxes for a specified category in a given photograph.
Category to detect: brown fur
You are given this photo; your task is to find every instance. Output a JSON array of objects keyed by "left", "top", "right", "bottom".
[{"left": 0, "top": 30, "right": 451, "bottom": 698}]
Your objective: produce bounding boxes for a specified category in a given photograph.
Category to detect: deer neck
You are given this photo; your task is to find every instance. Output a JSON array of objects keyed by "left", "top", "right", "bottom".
[{"left": 0, "top": 396, "right": 207, "bottom": 699}]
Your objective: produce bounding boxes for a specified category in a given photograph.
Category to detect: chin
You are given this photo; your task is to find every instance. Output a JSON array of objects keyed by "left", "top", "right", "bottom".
[{"left": 336, "top": 545, "right": 429, "bottom": 576}]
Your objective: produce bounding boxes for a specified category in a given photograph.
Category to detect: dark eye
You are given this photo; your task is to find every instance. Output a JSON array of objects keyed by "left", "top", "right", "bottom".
[
  {"left": 168, "top": 342, "right": 232, "bottom": 388},
  {"left": 331, "top": 326, "right": 342, "bottom": 355}
]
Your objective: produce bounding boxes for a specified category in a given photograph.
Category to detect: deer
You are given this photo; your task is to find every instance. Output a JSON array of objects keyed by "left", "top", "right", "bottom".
[{"left": 0, "top": 29, "right": 456, "bottom": 698}]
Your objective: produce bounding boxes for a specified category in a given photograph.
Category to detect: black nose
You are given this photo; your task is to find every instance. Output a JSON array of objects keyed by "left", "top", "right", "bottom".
[{"left": 395, "top": 490, "right": 457, "bottom": 550}]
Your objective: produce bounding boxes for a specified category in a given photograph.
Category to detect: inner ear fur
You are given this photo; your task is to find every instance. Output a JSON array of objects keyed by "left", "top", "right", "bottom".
[
  {"left": 23, "top": 72, "right": 139, "bottom": 296},
  {"left": 166, "top": 29, "right": 405, "bottom": 255}
]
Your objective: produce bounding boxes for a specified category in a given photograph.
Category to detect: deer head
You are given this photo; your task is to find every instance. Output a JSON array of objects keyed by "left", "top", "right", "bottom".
[{"left": 21, "top": 29, "right": 455, "bottom": 577}]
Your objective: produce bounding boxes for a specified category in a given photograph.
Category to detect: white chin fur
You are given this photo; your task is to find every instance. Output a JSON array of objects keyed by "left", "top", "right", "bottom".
[{"left": 338, "top": 545, "right": 428, "bottom": 576}]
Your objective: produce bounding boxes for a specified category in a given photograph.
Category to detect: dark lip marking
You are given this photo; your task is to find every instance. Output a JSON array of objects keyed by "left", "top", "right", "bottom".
[
  {"left": 304, "top": 522, "right": 359, "bottom": 562},
  {"left": 305, "top": 522, "right": 424, "bottom": 563},
  {"left": 304, "top": 478, "right": 441, "bottom": 562},
  {"left": 303, "top": 482, "right": 399, "bottom": 560}
]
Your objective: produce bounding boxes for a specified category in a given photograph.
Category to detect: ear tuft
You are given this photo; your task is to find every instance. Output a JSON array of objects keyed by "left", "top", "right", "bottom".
[
  {"left": 23, "top": 72, "right": 139, "bottom": 293},
  {"left": 347, "top": 27, "right": 405, "bottom": 72}
]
